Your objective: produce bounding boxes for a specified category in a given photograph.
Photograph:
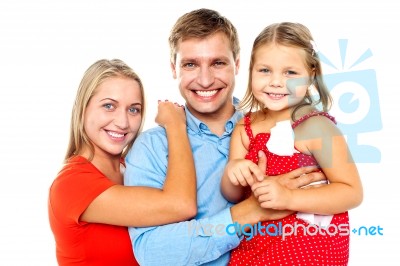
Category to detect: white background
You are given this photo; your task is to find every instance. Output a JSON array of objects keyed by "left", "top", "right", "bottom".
[{"left": 0, "top": 0, "right": 399, "bottom": 265}]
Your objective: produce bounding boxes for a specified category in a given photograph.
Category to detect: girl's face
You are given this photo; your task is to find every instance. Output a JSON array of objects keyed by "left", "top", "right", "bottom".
[
  {"left": 83, "top": 76, "right": 143, "bottom": 158},
  {"left": 251, "top": 43, "right": 313, "bottom": 112}
]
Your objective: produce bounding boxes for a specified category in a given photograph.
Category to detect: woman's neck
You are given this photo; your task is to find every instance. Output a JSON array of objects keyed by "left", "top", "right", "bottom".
[{"left": 80, "top": 148, "right": 123, "bottom": 184}]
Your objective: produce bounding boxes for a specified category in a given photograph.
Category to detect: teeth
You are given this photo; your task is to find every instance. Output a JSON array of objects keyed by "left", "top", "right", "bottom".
[
  {"left": 195, "top": 90, "right": 218, "bottom": 97},
  {"left": 107, "top": 131, "right": 124, "bottom": 138},
  {"left": 268, "top": 93, "right": 286, "bottom": 97}
]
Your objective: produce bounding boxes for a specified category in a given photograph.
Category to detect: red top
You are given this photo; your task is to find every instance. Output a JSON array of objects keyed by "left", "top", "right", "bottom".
[
  {"left": 229, "top": 111, "right": 349, "bottom": 266},
  {"left": 48, "top": 156, "right": 139, "bottom": 266}
]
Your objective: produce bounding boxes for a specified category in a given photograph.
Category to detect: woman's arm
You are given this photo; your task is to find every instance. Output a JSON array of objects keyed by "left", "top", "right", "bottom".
[{"left": 81, "top": 102, "right": 197, "bottom": 226}]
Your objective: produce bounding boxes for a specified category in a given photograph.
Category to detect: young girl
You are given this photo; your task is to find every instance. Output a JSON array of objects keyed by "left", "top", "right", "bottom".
[
  {"left": 48, "top": 59, "right": 196, "bottom": 265},
  {"left": 221, "top": 23, "right": 363, "bottom": 265}
]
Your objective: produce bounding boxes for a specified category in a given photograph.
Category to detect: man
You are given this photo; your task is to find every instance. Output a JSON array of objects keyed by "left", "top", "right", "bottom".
[{"left": 124, "top": 8, "right": 323, "bottom": 265}]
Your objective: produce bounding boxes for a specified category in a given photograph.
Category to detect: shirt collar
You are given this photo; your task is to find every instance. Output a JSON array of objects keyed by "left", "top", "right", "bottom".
[{"left": 185, "top": 97, "right": 243, "bottom": 135}]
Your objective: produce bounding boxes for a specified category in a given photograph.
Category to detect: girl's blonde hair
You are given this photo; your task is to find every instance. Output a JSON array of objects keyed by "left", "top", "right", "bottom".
[
  {"left": 65, "top": 59, "right": 145, "bottom": 161},
  {"left": 240, "top": 22, "right": 332, "bottom": 120}
]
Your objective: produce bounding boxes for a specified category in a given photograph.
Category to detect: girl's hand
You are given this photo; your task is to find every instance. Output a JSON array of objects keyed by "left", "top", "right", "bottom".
[
  {"left": 155, "top": 100, "right": 186, "bottom": 128},
  {"left": 251, "top": 178, "right": 292, "bottom": 210},
  {"left": 225, "top": 159, "right": 264, "bottom": 187}
]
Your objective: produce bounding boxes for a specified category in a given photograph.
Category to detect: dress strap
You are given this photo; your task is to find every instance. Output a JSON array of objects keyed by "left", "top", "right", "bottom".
[
  {"left": 244, "top": 113, "right": 254, "bottom": 141},
  {"left": 292, "top": 110, "right": 336, "bottom": 129}
]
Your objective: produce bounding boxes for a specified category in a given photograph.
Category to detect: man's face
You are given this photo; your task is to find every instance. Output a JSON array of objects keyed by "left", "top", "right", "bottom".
[{"left": 171, "top": 32, "right": 240, "bottom": 121}]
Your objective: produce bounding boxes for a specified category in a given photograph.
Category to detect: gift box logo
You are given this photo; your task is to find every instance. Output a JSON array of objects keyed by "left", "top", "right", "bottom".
[{"left": 319, "top": 39, "right": 382, "bottom": 163}]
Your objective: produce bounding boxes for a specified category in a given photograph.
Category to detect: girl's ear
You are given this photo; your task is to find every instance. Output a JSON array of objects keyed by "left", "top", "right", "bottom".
[{"left": 310, "top": 68, "right": 316, "bottom": 84}]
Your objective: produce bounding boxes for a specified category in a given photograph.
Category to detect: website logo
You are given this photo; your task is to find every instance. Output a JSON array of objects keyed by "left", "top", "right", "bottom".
[
  {"left": 319, "top": 39, "right": 382, "bottom": 163},
  {"left": 188, "top": 221, "right": 384, "bottom": 241}
]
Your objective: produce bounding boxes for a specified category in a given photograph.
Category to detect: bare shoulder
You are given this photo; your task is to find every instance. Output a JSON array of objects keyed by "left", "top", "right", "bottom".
[
  {"left": 232, "top": 116, "right": 246, "bottom": 137},
  {"left": 295, "top": 113, "right": 343, "bottom": 140}
]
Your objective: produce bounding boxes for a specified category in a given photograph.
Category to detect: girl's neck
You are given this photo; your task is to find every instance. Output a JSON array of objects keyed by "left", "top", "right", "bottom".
[
  {"left": 263, "top": 105, "right": 316, "bottom": 124},
  {"left": 264, "top": 108, "right": 291, "bottom": 123}
]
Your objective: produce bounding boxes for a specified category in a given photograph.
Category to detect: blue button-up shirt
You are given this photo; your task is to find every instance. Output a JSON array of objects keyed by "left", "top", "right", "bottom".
[{"left": 124, "top": 98, "right": 243, "bottom": 265}]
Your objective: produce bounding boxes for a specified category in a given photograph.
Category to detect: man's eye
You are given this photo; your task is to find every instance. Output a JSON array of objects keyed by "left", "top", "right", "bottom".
[
  {"left": 214, "top": 61, "right": 226, "bottom": 66},
  {"left": 183, "top": 63, "right": 196, "bottom": 68}
]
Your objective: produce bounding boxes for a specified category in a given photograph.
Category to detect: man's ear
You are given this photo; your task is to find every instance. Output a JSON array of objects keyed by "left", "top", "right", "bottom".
[
  {"left": 235, "top": 56, "right": 240, "bottom": 75},
  {"left": 170, "top": 62, "right": 177, "bottom": 79}
]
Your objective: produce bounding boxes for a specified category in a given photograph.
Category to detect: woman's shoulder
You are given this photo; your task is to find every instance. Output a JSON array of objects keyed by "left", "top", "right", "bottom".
[
  {"left": 51, "top": 156, "right": 103, "bottom": 188},
  {"left": 49, "top": 155, "right": 112, "bottom": 203}
]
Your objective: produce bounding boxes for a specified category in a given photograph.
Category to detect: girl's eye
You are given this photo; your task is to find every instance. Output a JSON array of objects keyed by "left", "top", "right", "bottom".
[
  {"left": 259, "top": 68, "right": 270, "bottom": 73},
  {"left": 286, "top": 70, "right": 297, "bottom": 75}
]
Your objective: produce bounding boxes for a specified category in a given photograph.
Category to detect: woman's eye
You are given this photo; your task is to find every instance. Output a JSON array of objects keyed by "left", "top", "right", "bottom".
[
  {"left": 103, "top": 103, "right": 114, "bottom": 110},
  {"left": 129, "top": 107, "right": 141, "bottom": 114}
]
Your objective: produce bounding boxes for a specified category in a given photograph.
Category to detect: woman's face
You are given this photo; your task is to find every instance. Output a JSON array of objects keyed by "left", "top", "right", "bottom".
[{"left": 83, "top": 76, "right": 143, "bottom": 157}]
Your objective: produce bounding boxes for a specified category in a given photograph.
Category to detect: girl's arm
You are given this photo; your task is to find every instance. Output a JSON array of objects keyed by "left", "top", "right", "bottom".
[
  {"left": 81, "top": 102, "right": 197, "bottom": 227},
  {"left": 253, "top": 116, "right": 363, "bottom": 215},
  {"left": 221, "top": 120, "right": 264, "bottom": 203}
]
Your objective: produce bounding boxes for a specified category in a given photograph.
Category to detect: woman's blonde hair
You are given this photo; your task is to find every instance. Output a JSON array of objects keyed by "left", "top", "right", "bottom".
[
  {"left": 65, "top": 59, "right": 145, "bottom": 161},
  {"left": 240, "top": 22, "right": 332, "bottom": 120}
]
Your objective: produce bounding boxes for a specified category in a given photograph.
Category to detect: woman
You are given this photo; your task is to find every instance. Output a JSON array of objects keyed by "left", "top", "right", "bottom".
[{"left": 48, "top": 59, "right": 196, "bottom": 265}]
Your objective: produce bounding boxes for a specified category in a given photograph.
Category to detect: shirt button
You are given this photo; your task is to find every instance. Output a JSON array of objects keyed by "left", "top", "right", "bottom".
[{"left": 226, "top": 121, "right": 233, "bottom": 130}]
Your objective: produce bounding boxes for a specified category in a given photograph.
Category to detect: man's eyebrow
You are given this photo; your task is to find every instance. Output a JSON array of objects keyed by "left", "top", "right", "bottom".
[{"left": 180, "top": 58, "right": 198, "bottom": 63}]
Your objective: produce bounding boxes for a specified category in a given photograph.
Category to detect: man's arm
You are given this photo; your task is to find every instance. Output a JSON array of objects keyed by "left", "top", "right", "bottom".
[{"left": 130, "top": 208, "right": 240, "bottom": 265}]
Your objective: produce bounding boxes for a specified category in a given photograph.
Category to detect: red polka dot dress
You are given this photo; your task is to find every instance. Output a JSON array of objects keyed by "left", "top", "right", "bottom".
[{"left": 228, "top": 111, "right": 350, "bottom": 266}]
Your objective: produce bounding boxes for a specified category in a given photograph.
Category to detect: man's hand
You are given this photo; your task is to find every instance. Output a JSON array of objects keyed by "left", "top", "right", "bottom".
[
  {"left": 254, "top": 150, "right": 327, "bottom": 190},
  {"left": 231, "top": 193, "right": 294, "bottom": 225},
  {"left": 251, "top": 150, "right": 327, "bottom": 213}
]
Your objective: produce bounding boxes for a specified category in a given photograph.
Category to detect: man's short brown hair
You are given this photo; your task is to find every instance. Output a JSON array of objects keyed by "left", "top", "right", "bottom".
[{"left": 168, "top": 8, "right": 240, "bottom": 63}]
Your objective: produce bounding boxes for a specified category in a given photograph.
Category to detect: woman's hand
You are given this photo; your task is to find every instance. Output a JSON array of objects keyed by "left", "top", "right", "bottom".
[{"left": 155, "top": 100, "right": 186, "bottom": 128}]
